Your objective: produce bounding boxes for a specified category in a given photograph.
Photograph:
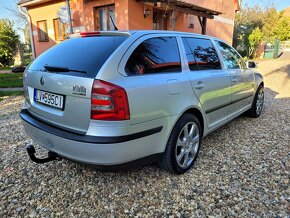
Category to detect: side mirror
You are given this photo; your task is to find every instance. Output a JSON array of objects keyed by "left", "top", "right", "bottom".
[{"left": 247, "top": 61, "right": 258, "bottom": 69}]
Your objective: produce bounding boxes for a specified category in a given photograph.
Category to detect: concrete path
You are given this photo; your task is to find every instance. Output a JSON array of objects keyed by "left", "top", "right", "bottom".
[
  {"left": 0, "top": 87, "right": 23, "bottom": 91},
  {"left": 0, "top": 70, "right": 12, "bottom": 74}
]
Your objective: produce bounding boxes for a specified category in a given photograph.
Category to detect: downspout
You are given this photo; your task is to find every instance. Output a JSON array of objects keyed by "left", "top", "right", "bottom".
[
  {"left": 66, "top": 0, "right": 73, "bottom": 34},
  {"left": 18, "top": 6, "right": 36, "bottom": 59}
]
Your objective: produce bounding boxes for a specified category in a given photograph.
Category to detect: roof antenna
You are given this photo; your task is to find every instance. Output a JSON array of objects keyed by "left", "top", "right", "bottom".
[{"left": 109, "top": 14, "right": 118, "bottom": 30}]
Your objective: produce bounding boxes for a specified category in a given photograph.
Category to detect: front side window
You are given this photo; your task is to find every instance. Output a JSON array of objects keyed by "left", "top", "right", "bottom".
[
  {"left": 183, "top": 37, "right": 221, "bottom": 70},
  {"left": 95, "top": 5, "right": 116, "bottom": 31},
  {"left": 125, "top": 37, "right": 181, "bottom": 75},
  {"left": 37, "top": 20, "right": 48, "bottom": 42},
  {"left": 215, "top": 41, "right": 245, "bottom": 70}
]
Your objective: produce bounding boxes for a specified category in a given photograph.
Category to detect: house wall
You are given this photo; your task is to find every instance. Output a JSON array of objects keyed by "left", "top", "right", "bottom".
[
  {"left": 28, "top": 0, "right": 66, "bottom": 57},
  {"left": 186, "top": 0, "right": 238, "bottom": 44},
  {"left": 82, "top": 0, "right": 129, "bottom": 30},
  {"left": 128, "top": 1, "right": 153, "bottom": 29},
  {"left": 25, "top": 0, "right": 238, "bottom": 57}
]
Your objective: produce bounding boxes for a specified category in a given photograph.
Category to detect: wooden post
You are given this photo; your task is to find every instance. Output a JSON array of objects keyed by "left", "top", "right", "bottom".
[{"left": 202, "top": 17, "right": 207, "bottom": 35}]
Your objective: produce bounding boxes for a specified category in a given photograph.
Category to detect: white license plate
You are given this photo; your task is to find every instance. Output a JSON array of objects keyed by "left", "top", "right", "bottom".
[{"left": 34, "top": 89, "right": 64, "bottom": 110}]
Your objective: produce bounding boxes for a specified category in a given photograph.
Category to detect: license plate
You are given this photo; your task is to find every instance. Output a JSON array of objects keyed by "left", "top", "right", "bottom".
[{"left": 34, "top": 89, "right": 64, "bottom": 110}]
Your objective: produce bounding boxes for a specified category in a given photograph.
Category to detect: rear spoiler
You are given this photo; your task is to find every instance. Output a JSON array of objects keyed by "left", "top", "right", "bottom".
[{"left": 68, "top": 31, "right": 131, "bottom": 39}]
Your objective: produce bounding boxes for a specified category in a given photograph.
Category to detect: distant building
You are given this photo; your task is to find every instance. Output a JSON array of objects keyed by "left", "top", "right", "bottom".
[{"left": 18, "top": 0, "right": 240, "bottom": 58}]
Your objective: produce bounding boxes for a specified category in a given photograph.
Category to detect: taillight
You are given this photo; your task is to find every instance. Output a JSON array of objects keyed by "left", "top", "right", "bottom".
[
  {"left": 91, "top": 80, "right": 130, "bottom": 121},
  {"left": 80, "top": 31, "right": 100, "bottom": 37}
]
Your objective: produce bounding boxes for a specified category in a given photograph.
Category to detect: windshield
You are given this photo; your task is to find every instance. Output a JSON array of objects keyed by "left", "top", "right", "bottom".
[{"left": 29, "top": 36, "right": 128, "bottom": 78}]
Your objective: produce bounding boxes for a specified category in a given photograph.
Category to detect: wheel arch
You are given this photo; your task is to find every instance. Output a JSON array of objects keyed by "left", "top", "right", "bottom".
[
  {"left": 183, "top": 108, "right": 205, "bottom": 137},
  {"left": 254, "top": 72, "right": 264, "bottom": 90}
]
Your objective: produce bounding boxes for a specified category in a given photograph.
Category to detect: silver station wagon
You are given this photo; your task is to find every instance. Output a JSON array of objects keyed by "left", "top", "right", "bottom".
[{"left": 20, "top": 31, "right": 264, "bottom": 174}]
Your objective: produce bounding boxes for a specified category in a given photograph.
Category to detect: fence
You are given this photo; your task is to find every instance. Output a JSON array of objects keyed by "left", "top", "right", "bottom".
[{"left": 280, "top": 41, "right": 290, "bottom": 51}]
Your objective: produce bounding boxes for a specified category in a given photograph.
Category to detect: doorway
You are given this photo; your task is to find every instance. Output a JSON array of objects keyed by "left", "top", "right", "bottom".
[{"left": 153, "top": 9, "right": 168, "bottom": 30}]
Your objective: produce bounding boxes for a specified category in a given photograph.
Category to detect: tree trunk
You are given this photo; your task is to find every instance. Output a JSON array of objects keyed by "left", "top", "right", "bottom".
[{"left": 17, "top": 43, "right": 25, "bottom": 65}]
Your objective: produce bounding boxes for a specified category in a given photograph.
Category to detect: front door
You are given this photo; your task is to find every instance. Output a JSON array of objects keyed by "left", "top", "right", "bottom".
[
  {"left": 182, "top": 37, "right": 232, "bottom": 129},
  {"left": 215, "top": 41, "right": 255, "bottom": 118}
]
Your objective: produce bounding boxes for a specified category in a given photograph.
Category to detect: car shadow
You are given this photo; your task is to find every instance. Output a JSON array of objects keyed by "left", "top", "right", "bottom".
[{"left": 264, "top": 63, "right": 290, "bottom": 79}]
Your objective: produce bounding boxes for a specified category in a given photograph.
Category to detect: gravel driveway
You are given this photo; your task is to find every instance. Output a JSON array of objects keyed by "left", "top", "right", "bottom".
[{"left": 1, "top": 59, "right": 289, "bottom": 217}]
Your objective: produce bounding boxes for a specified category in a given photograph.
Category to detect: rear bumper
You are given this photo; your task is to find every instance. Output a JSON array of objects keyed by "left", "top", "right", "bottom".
[{"left": 20, "top": 109, "right": 164, "bottom": 165}]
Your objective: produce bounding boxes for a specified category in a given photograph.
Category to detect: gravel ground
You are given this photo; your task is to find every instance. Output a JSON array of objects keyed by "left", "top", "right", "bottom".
[{"left": 1, "top": 59, "right": 290, "bottom": 217}]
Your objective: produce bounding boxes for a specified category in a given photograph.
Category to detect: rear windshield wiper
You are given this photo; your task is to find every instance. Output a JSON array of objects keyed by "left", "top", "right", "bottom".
[{"left": 44, "top": 65, "right": 86, "bottom": 74}]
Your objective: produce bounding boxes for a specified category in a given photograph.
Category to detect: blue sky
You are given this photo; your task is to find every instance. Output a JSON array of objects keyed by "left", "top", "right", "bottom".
[
  {"left": 242, "top": 0, "right": 290, "bottom": 10},
  {"left": 0, "top": 0, "right": 26, "bottom": 41},
  {"left": 0, "top": 0, "right": 289, "bottom": 42}
]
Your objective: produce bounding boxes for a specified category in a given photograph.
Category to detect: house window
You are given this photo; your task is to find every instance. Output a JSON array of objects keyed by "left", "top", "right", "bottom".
[
  {"left": 94, "top": 5, "right": 116, "bottom": 31},
  {"left": 37, "top": 20, "right": 48, "bottom": 42},
  {"left": 53, "top": 18, "right": 66, "bottom": 41}
]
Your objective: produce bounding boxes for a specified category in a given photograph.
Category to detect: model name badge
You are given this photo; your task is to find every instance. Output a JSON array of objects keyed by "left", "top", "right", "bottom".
[{"left": 72, "top": 85, "right": 86, "bottom": 96}]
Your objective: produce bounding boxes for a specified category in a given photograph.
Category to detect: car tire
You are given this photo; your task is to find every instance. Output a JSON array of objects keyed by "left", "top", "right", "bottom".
[
  {"left": 247, "top": 85, "right": 264, "bottom": 118},
  {"left": 159, "top": 113, "right": 201, "bottom": 174}
]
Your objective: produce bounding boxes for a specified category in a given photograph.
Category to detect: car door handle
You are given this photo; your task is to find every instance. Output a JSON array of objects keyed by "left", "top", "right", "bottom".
[
  {"left": 232, "top": 78, "right": 239, "bottom": 83},
  {"left": 194, "top": 82, "right": 205, "bottom": 90}
]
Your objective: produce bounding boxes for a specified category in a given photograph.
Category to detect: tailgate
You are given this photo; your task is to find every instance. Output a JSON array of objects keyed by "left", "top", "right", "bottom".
[
  {"left": 24, "top": 69, "right": 93, "bottom": 134},
  {"left": 23, "top": 35, "right": 128, "bottom": 134}
]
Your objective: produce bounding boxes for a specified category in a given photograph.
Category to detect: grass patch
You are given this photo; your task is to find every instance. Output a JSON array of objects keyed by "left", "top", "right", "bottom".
[
  {"left": 0, "top": 66, "right": 12, "bottom": 71},
  {"left": 0, "top": 73, "right": 23, "bottom": 88},
  {"left": 0, "top": 91, "right": 23, "bottom": 101}
]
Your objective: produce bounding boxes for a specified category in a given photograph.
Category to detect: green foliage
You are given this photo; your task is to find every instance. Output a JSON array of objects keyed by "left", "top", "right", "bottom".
[
  {"left": 248, "top": 27, "right": 262, "bottom": 57},
  {"left": 0, "top": 19, "right": 20, "bottom": 66},
  {"left": 273, "top": 12, "right": 290, "bottom": 41},
  {"left": 233, "top": 5, "right": 290, "bottom": 58}
]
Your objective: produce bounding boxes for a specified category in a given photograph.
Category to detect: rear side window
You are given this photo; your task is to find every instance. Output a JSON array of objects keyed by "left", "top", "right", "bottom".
[
  {"left": 182, "top": 37, "right": 221, "bottom": 70},
  {"left": 125, "top": 37, "right": 181, "bottom": 75},
  {"left": 29, "top": 36, "right": 127, "bottom": 78}
]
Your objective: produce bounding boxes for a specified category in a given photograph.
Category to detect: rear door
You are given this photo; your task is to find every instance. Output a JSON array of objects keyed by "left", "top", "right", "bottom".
[
  {"left": 117, "top": 34, "right": 190, "bottom": 125},
  {"left": 214, "top": 41, "right": 255, "bottom": 118},
  {"left": 181, "top": 37, "right": 232, "bottom": 129},
  {"left": 24, "top": 35, "right": 127, "bottom": 134}
]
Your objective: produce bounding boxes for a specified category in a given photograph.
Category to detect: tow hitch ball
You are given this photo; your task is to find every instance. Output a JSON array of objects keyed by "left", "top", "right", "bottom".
[{"left": 26, "top": 144, "right": 62, "bottom": 164}]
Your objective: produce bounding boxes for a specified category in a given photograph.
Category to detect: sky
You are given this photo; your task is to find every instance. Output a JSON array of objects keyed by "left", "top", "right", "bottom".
[
  {"left": 0, "top": 0, "right": 289, "bottom": 42},
  {"left": 242, "top": 0, "right": 290, "bottom": 11},
  {"left": 0, "top": 0, "right": 26, "bottom": 41}
]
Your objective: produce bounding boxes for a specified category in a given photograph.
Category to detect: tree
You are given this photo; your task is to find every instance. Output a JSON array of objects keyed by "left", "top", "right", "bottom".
[
  {"left": 24, "top": 23, "right": 30, "bottom": 45},
  {"left": 5, "top": 1, "right": 28, "bottom": 28},
  {"left": 273, "top": 12, "right": 290, "bottom": 41},
  {"left": 233, "top": 6, "right": 264, "bottom": 57},
  {"left": 233, "top": 4, "right": 290, "bottom": 58},
  {"left": 248, "top": 27, "right": 262, "bottom": 57},
  {"left": 0, "top": 19, "right": 20, "bottom": 66}
]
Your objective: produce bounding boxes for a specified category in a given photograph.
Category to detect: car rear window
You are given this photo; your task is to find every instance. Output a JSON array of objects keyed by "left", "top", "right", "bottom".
[{"left": 28, "top": 36, "right": 127, "bottom": 78}]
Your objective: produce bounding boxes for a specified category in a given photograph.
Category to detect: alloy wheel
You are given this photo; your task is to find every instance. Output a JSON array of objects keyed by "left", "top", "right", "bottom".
[{"left": 175, "top": 122, "right": 200, "bottom": 169}]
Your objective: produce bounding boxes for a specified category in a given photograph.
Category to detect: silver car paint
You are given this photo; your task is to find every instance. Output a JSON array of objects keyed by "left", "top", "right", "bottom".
[{"left": 22, "top": 30, "right": 263, "bottom": 165}]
